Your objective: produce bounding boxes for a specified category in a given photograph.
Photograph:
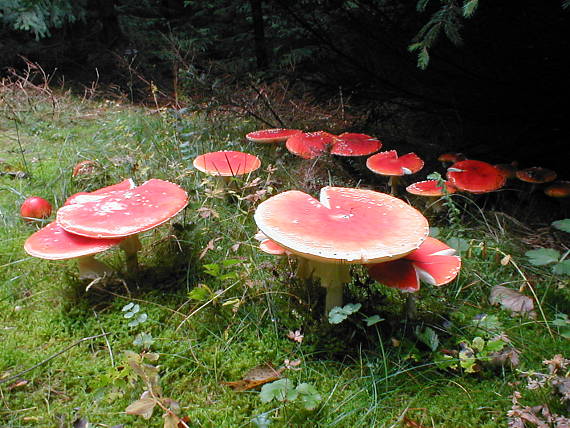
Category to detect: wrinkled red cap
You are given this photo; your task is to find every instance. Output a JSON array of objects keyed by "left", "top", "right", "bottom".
[
  {"left": 285, "top": 131, "right": 338, "bottom": 159},
  {"left": 367, "top": 237, "right": 461, "bottom": 292},
  {"left": 193, "top": 151, "right": 261, "bottom": 176},
  {"left": 447, "top": 160, "right": 506, "bottom": 193},
  {"left": 24, "top": 221, "right": 123, "bottom": 260},
  {"left": 57, "top": 179, "right": 188, "bottom": 238},
  {"left": 246, "top": 128, "right": 302, "bottom": 143},
  {"left": 254, "top": 187, "right": 429, "bottom": 264},
  {"left": 366, "top": 150, "right": 424, "bottom": 176},
  {"left": 544, "top": 181, "right": 570, "bottom": 198}
]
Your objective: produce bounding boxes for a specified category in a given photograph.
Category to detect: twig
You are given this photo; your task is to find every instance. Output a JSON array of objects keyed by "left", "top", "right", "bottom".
[
  {"left": 0, "top": 333, "right": 108, "bottom": 385},
  {"left": 94, "top": 311, "right": 115, "bottom": 367}
]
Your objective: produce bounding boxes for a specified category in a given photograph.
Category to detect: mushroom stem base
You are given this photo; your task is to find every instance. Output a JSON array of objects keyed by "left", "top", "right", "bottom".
[
  {"left": 405, "top": 293, "right": 418, "bottom": 320},
  {"left": 77, "top": 255, "right": 114, "bottom": 280},
  {"left": 296, "top": 258, "right": 351, "bottom": 314}
]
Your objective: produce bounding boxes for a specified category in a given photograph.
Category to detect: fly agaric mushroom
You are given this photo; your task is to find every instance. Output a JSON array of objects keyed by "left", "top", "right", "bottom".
[
  {"left": 406, "top": 179, "right": 457, "bottom": 212},
  {"left": 254, "top": 187, "right": 429, "bottom": 314},
  {"left": 285, "top": 131, "right": 381, "bottom": 159},
  {"left": 56, "top": 179, "right": 188, "bottom": 272},
  {"left": 20, "top": 196, "right": 52, "bottom": 223},
  {"left": 193, "top": 150, "right": 261, "bottom": 191},
  {"left": 366, "top": 150, "right": 424, "bottom": 195},
  {"left": 544, "top": 181, "right": 570, "bottom": 198},
  {"left": 24, "top": 222, "right": 123, "bottom": 279},
  {"left": 64, "top": 178, "right": 136, "bottom": 206},
  {"left": 516, "top": 167, "right": 557, "bottom": 193},
  {"left": 72, "top": 160, "right": 99, "bottom": 177},
  {"left": 246, "top": 128, "right": 302, "bottom": 143},
  {"left": 446, "top": 160, "right": 506, "bottom": 194},
  {"left": 494, "top": 162, "right": 519, "bottom": 180},
  {"left": 367, "top": 237, "right": 461, "bottom": 292}
]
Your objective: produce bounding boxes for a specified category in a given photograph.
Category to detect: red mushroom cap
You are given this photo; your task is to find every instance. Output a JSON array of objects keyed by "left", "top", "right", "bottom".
[
  {"left": 366, "top": 150, "right": 424, "bottom": 176},
  {"left": 544, "top": 181, "right": 570, "bottom": 198},
  {"left": 285, "top": 131, "right": 338, "bottom": 159},
  {"left": 254, "top": 187, "right": 429, "bottom": 264},
  {"left": 56, "top": 179, "right": 188, "bottom": 238},
  {"left": 516, "top": 167, "right": 557, "bottom": 184},
  {"left": 20, "top": 196, "right": 52, "bottom": 221},
  {"left": 24, "top": 222, "right": 123, "bottom": 260},
  {"left": 193, "top": 151, "right": 261, "bottom": 177},
  {"left": 64, "top": 179, "right": 136, "bottom": 206},
  {"left": 367, "top": 237, "right": 461, "bottom": 292},
  {"left": 246, "top": 128, "right": 302, "bottom": 143},
  {"left": 494, "top": 162, "right": 518, "bottom": 179},
  {"left": 447, "top": 160, "right": 506, "bottom": 193},
  {"left": 330, "top": 133, "right": 382, "bottom": 157},
  {"left": 406, "top": 180, "right": 457, "bottom": 197},
  {"left": 437, "top": 152, "right": 466, "bottom": 163},
  {"left": 72, "top": 160, "right": 99, "bottom": 177}
]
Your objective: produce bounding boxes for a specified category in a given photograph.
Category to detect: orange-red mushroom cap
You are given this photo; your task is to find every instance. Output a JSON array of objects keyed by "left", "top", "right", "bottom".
[
  {"left": 330, "top": 133, "right": 381, "bottom": 157},
  {"left": 193, "top": 151, "right": 261, "bottom": 177},
  {"left": 24, "top": 222, "right": 123, "bottom": 260},
  {"left": 544, "top": 181, "right": 570, "bottom": 198},
  {"left": 366, "top": 150, "right": 424, "bottom": 176},
  {"left": 254, "top": 187, "right": 429, "bottom": 264},
  {"left": 406, "top": 180, "right": 457, "bottom": 197},
  {"left": 285, "top": 131, "right": 338, "bottom": 159},
  {"left": 367, "top": 237, "right": 461, "bottom": 292},
  {"left": 516, "top": 167, "right": 557, "bottom": 184},
  {"left": 64, "top": 178, "right": 136, "bottom": 206},
  {"left": 447, "top": 160, "right": 506, "bottom": 193},
  {"left": 246, "top": 128, "right": 302, "bottom": 143},
  {"left": 56, "top": 179, "right": 188, "bottom": 238}
]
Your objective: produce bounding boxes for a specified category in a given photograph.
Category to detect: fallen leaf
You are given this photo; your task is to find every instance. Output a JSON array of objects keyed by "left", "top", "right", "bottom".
[
  {"left": 199, "top": 237, "right": 222, "bottom": 260},
  {"left": 125, "top": 397, "right": 156, "bottom": 419},
  {"left": 403, "top": 416, "right": 430, "bottom": 428},
  {"left": 283, "top": 359, "right": 302, "bottom": 370},
  {"left": 222, "top": 363, "right": 284, "bottom": 391},
  {"left": 489, "top": 347, "right": 521, "bottom": 368},
  {"left": 7, "top": 380, "right": 28, "bottom": 390},
  {"left": 489, "top": 285, "right": 536, "bottom": 318},
  {"left": 196, "top": 207, "right": 219, "bottom": 219},
  {"left": 501, "top": 254, "right": 511, "bottom": 266},
  {"left": 287, "top": 330, "right": 304, "bottom": 343}
]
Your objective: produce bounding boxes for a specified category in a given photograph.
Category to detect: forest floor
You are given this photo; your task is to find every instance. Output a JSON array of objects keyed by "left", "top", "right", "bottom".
[{"left": 0, "top": 82, "right": 569, "bottom": 427}]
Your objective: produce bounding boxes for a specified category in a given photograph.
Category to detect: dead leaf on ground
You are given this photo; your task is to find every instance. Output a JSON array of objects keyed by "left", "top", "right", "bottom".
[
  {"left": 199, "top": 237, "right": 222, "bottom": 260},
  {"left": 222, "top": 363, "right": 284, "bottom": 391},
  {"left": 489, "top": 285, "right": 537, "bottom": 318},
  {"left": 196, "top": 207, "right": 219, "bottom": 219},
  {"left": 403, "top": 416, "right": 431, "bottom": 428},
  {"left": 7, "top": 379, "right": 28, "bottom": 390},
  {"left": 489, "top": 347, "right": 521, "bottom": 368}
]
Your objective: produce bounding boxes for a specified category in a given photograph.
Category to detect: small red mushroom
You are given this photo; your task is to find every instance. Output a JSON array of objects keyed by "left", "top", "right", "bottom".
[
  {"left": 193, "top": 151, "right": 261, "bottom": 191},
  {"left": 254, "top": 187, "right": 429, "bottom": 314},
  {"left": 24, "top": 222, "right": 123, "bottom": 279},
  {"left": 20, "top": 196, "right": 52, "bottom": 223},
  {"left": 544, "top": 181, "right": 570, "bottom": 198},
  {"left": 72, "top": 160, "right": 99, "bottom": 177},
  {"left": 285, "top": 131, "right": 381, "bottom": 159},
  {"left": 366, "top": 150, "right": 424, "bottom": 195},
  {"left": 446, "top": 160, "right": 506, "bottom": 194},
  {"left": 246, "top": 128, "right": 302, "bottom": 143},
  {"left": 406, "top": 179, "right": 457, "bottom": 212}
]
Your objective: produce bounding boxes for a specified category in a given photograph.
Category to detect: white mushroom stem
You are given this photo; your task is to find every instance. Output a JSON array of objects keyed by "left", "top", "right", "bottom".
[
  {"left": 296, "top": 258, "right": 351, "bottom": 315},
  {"left": 77, "top": 255, "right": 114, "bottom": 280},
  {"left": 119, "top": 234, "right": 142, "bottom": 272}
]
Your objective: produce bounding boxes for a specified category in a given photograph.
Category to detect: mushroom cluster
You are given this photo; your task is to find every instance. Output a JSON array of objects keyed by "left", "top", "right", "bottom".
[
  {"left": 254, "top": 186, "right": 461, "bottom": 315},
  {"left": 24, "top": 178, "right": 188, "bottom": 279}
]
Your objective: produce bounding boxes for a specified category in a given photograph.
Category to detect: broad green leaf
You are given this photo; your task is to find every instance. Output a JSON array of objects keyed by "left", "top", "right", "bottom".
[
  {"left": 553, "top": 260, "right": 570, "bottom": 275},
  {"left": 485, "top": 340, "right": 506, "bottom": 353},
  {"left": 470, "top": 314, "right": 503, "bottom": 338},
  {"left": 415, "top": 326, "right": 439, "bottom": 351},
  {"left": 296, "top": 383, "right": 322, "bottom": 410},
  {"left": 364, "top": 315, "right": 384, "bottom": 326},
  {"left": 188, "top": 287, "right": 210, "bottom": 301},
  {"left": 459, "top": 349, "right": 477, "bottom": 373},
  {"left": 260, "top": 379, "right": 295, "bottom": 403},
  {"left": 251, "top": 413, "right": 272, "bottom": 428},
  {"left": 471, "top": 337, "right": 485, "bottom": 352},
  {"left": 328, "top": 303, "right": 362, "bottom": 324},
  {"left": 525, "top": 248, "right": 560, "bottom": 266},
  {"left": 552, "top": 219, "right": 570, "bottom": 233},
  {"left": 133, "top": 332, "right": 154, "bottom": 348},
  {"left": 446, "top": 237, "right": 470, "bottom": 253}
]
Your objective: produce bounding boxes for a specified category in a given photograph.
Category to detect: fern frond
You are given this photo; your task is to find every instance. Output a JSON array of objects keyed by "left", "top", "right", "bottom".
[{"left": 463, "top": 0, "right": 478, "bottom": 18}]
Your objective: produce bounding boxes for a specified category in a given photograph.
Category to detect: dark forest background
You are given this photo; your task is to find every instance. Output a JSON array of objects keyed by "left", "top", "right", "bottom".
[{"left": 1, "top": 0, "right": 569, "bottom": 177}]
